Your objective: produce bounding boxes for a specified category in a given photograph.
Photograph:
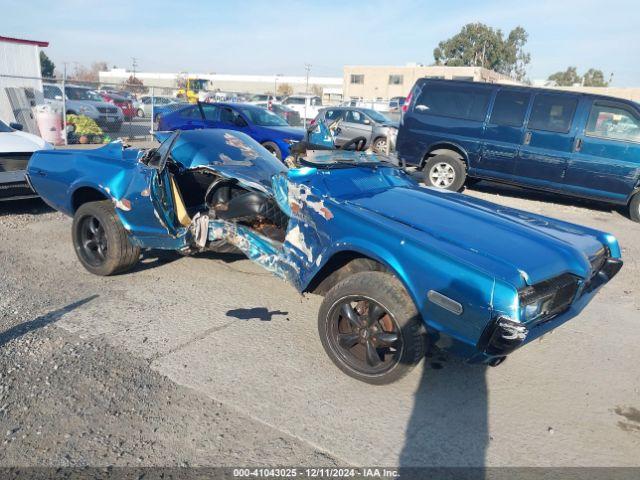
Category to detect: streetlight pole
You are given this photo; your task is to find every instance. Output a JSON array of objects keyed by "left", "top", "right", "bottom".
[{"left": 304, "top": 64, "right": 311, "bottom": 123}]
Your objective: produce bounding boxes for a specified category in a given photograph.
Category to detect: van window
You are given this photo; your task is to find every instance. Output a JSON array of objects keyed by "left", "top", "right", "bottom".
[
  {"left": 528, "top": 94, "right": 577, "bottom": 133},
  {"left": 586, "top": 102, "right": 640, "bottom": 143},
  {"left": 414, "top": 83, "right": 491, "bottom": 121},
  {"left": 489, "top": 90, "right": 530, "bottom": 127}
]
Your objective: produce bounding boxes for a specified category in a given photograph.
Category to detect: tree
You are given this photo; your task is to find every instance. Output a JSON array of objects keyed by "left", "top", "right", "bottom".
[
  {"left": 547, "top": 67, "right": 610, "bottom": 87},
  {"left": 582, "top": 68, "right": 609, "bottom": 87},
  {"left": 433, "top": 23, "right": 530, "bottom": 81},
  {"left": 277, "top": 83, "right": 293, "bottom": 96},
  {"left": 69, "top": 61, "right": 109, "bottom": 83},
  {"left": 40, "top": 51, "right": 55, "bottom": 78},
  {"left": 310, "top": 84, "right": 323, "bottom": 96},
  {"left": 121, "top": 75, "right": 146, "bottom": 94},
  {"left": 547, "top": 66, "right": 582, "bottom": 86}
]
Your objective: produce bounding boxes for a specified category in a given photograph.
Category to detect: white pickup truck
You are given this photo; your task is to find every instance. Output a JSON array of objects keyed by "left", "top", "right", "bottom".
[{"left": 282, "top": 94, "right": 323, "bottom": 123}]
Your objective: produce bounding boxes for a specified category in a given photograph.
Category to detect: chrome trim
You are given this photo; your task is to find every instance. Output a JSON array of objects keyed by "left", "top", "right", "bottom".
[{"left": 427, "top": 290, "right": 463, "bottom": 315}]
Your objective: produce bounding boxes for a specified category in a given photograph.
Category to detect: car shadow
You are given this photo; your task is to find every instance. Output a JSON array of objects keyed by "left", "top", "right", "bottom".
[
  {"left": 129, "top": 250, "right": 183, "bottom": 273},
  {"left": 399, "top": 352, "right": 489, "bottom": 478},
  {"left": 405, "top": 168, "right": 626, "bottom": 216},
  {"left": 0, "top": 198, "right": 53, "bottom": 217},
  {"left": 467, "top": 180, "right": 624, "bottom": 215},
  {"left": 226, "top": 307, "right": 288, "bottom": 321},
  {"left": 0, "top": 295, "right": 98, "bottom": 348}
]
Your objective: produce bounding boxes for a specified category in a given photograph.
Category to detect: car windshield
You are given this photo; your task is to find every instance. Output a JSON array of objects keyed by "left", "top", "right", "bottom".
[
  {"left": 66, "top": 87, "right": 102, "bottom": 102},
  {"left": 239, "top": 107, "right": 289, "bottom": 126},
  {"left": 360, "top": 109, "right": 391, "bottom": 123},
  {"left": 0, "top": 120, "right": 13, "bottom": 133}
]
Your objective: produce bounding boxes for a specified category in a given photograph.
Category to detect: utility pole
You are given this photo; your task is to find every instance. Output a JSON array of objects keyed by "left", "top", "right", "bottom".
[
  {"left": 304, "top": 63, "right": 311, "bottom": 94},
  {"left": 62, "top": 62, "right": 68, "bottom": 145},
  {"left": 131, "top": 57, "right": 138, "bottom": 78},
  {"left": 304, "top": 64, "right": 311, "bottom": 124}
]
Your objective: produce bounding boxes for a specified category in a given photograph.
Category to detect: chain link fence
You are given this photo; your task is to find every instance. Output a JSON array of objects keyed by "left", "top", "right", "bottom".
[
  {"left": 0, "top": 74, "right": 192, "bottom": 146},
  {"left": 0, "top": 73, "right": 405, "bottom": 146}
]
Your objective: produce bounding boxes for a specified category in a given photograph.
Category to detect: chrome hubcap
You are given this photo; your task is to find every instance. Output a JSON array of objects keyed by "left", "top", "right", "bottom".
[{"left": 429, "top": 162, "right": 456, "bottom": 188}]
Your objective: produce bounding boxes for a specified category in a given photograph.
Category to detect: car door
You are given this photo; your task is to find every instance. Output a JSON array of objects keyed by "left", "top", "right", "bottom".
[
  {"left": 322, "top": 108, "right": 346, "bottom": 145},
  {"left": 117, "top": 132, "right": 189, "bottom": 248},
  {"left": 515, "top": 93, "right": 579, "bottom": 188},
  {"left": 564, "top": 99, "right": 640, "bottom": 202},
  {"left": 216, "top": 106, "right": 248, "bottom": 132},
  {"left": 479, "top": 89, "right": 531, "bottom": 179},
  {"left": 340, "top": 110, "right": 374, "bottom": 145}
]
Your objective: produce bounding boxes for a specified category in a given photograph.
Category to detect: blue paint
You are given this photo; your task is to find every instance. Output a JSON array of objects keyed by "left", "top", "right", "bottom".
[{"left": 27, "top": 129, "right": 622, "bottom": 363}]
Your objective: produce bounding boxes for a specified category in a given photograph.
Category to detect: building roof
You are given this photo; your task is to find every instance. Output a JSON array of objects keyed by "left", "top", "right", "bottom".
[{"left": 0, "top": 35, "right": 49, "bottom": 47}]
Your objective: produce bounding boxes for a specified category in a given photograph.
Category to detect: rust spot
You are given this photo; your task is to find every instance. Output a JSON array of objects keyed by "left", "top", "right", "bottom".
[
  {"left": 319, "top": 206, "right": 333, "bottom": 220},
  {"left": 114, "top": 198, "right": 132, "bottom": 211}
]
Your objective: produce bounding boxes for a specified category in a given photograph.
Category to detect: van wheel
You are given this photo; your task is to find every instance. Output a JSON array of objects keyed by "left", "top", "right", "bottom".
[
  {"left": 630, "top": 193, "right": 640, "bottom": 222},
  {"left": 72, "top": 200, "right": 140, "bottom": 276},
  {"left": 423, "top": 154, "right": 466, "bottom": 191},
  {"left": 318, "top": 271, "right": 426, "bottom": 385}
]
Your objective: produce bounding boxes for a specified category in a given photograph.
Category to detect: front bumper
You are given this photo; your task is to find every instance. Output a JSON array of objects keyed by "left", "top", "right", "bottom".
[{"left": 472, "top": 257, "right": 623, "bottom": 364}]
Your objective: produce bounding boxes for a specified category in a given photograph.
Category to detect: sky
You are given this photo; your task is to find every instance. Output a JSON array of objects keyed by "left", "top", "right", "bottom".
[{"left": 3, "top": 0, "right": 640, "bottom": 86}]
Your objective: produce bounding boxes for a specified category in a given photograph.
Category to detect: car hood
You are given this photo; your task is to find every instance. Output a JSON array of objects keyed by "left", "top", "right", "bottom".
[
  {"left": 0, "top": 130, "right": 52, "bottom": 152},
  {"left": 260, "top": 125, "right": 305, "bottom": 138},
  {"left": 346, "top": 186, "right": 604, "bottom": 286}
]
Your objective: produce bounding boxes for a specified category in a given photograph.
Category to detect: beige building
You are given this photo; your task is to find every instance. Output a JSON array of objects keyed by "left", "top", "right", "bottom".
[{"left": 343, "top": 65, "right": 518, "bottom": 101}]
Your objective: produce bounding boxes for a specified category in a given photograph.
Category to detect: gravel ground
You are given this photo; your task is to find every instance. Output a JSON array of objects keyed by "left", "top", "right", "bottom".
[{"left": 0, "top": 176, "right": 639, "bottom": 469}]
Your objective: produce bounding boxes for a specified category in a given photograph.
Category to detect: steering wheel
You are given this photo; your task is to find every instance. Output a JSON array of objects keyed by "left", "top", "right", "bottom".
[{"left": 339, "top": 136, "right": 367, "bottom": 151}]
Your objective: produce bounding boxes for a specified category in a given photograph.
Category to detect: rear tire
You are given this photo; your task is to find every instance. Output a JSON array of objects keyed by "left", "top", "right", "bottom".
[
  {"left": 629, "top": 193, "right": 640, "bottom": 222},
  {"left": 72, "top": 200, "right": 140, "bottom": 276},
  {"left": 422, "top": 154, "right": 466, "bottom": 191},
  {"left": 318, "top": 271, "right": 426, "bottom": 385},
  {"left": 262, "top": 141, "right": 282, "bottom": 160},
  {"left": 372, "top": 136, "right": 387, "bottom": 154}
]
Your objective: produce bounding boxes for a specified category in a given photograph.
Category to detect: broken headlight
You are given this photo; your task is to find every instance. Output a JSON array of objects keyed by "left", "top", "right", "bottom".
[{"left": 518, "top": 273, "right": 579, "bottom": 323}]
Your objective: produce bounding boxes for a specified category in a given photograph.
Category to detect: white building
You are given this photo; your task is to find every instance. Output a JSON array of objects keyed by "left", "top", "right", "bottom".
[
  {"left": 98, "top": 68, "right": 343, "bottom": 98},
  {"left": 0, "top": 35, "right": 49, "bottom": 129}
]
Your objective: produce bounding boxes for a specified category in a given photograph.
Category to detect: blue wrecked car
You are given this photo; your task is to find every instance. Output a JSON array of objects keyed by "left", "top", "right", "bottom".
[{"left": 26, "top": 129, "right": 623, "bottom": 384}]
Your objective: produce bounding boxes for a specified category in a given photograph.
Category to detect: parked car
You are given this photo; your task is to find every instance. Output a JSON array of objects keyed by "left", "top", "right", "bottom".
[
  {"left": 27, "top": 129, "right": 623, "bottom": 384},
  {"left": 389, "top": 96, "right": 406, "bottom": 112},
  {"left": 156, "top": 102, "right": 304, "bottom": 160},
  {"left": 396, "top": 78, "right": 640, "bottom": 221},
  {"left": 282, "top": 94, "right": 323, "bottom": 123},
  {"left": 248, "top": 94, "right": 280, "bottom": 104},
  {"left": 135, "top": 96, "right": 185, "bottom": 118},
  {"left": 99, "top": 88, "right": 135, "bottom": 101},
  {"left": 313, "top": 107, "right": 398, "bottom": 153},
  {"left": 255, "top": 102, "right": 302, "bottom": 126},
  {"left": 98, "top": 92, "right": 136, "bottom": 120},
  {"left": 43, "top": 84, "right": 124, "bottom": 132},
  {"left": 0, "top": 120, "right": 52, "bottom": 200}
]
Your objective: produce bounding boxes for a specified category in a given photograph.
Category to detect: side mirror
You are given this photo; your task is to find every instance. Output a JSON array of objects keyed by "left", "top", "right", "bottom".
[
  {"left": 54, "top": 95, "right": 63, "bottom": 101},
  {"left": 363, "top": 119, "right": 371, "bottom": 125},
  {"left": 9, "top": 122, "right": 23, "bottom": 131}
]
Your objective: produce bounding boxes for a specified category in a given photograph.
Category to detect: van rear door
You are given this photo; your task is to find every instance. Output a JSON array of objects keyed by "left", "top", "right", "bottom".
[
  {"left": 516, "top": 93, "right": 578, "bottom": 188},
  {"left": 564, "top": 99, "right": 640, "bottom": 203}
]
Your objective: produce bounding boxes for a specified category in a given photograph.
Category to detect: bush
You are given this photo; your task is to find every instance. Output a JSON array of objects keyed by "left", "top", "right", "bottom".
[{"left": 66, "top": 114, "right": 104, "bottom": 144}]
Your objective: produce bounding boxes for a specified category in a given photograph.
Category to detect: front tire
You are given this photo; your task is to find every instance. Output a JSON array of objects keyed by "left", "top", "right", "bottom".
[
  {"left": 422, "top": 154, "right": 466, "bottom": 191},
  {"left": 630, "top": 193, "right": 640, "bottom": 222},
  {"left": 318, "top": 271, "right": 426, "bottom": 385},
  {"left": 72, "top": 200, "right": 140, "bottom": 276},
  {"left": 262, "top": 141, "right": 282, "bottom": 160}
]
